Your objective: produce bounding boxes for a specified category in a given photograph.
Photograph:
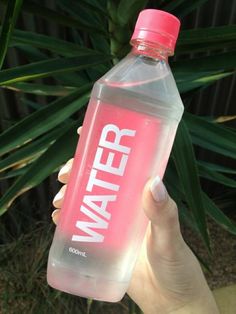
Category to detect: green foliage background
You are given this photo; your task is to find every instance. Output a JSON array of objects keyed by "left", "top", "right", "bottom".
[{"left": 0, "top": 0, "right": 235, "bottom": 313}]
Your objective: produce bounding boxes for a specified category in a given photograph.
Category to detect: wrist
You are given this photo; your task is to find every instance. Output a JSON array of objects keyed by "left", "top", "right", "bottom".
[
  {"left": 140, "top": 290, "right": 219, "bottom": 314},
  {"left": 169, "top": 292, "right": 219, "bottom": 314}
]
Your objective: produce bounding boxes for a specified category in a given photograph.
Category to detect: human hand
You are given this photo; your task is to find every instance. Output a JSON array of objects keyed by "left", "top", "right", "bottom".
[{"left": 52, "top": 127, "right": 219, "bottom": 314}]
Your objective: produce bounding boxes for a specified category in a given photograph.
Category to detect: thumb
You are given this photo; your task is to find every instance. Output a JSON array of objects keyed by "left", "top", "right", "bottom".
[{"left": 142, "top": 176, "right": 185, "bottom": 256}]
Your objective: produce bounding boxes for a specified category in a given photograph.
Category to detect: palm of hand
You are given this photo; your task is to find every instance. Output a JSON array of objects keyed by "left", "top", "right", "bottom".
[{"left": 127, "top": 224, "right": 207, "bottom": 314}]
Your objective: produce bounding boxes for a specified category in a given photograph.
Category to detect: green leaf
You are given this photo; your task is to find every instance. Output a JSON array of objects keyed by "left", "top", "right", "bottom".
[
  {"left": 172, "top": 52, "right": 236, "bottom": 74},
  {"left": 90, "top": 33, "right": 110, "bottom": 55},
  {"left": 164, "top": 160, "right": 201, "bottom": 236},
  {"left": 0, "top": 165, "right": 30, "bottom": 181},
  {"left": 161, "top": 0, "right": 186, "bottom": 12},
  {"left": 197, "top": 160, "right": 236, "bottom": 175},
  {"left": 214, "top": 191, "right": 236, "bottom": 212},
  {"left": 202, "top": 192, "right": 236, "bottom": 235},
  {"left": 12, "top": 43, "right": 90, "bottom": 87},
  {"left": 165, "top": 159, "right": 235, "bottom": 245},
  {"left": 16, "top": 44, "right": 47, "bottom": 61},
  {"left": 0, "top": 86, "right": 90, "bottom": 156},
  {"left": 117, "top": 0, "right": 148, "bottom": 26},
  {"left": 178, "top": 203, "right": 199, "bottom": 234},
  {"left": 0, "top": 54, "right": 110, "bottom": 85},
  {"left": 177, "top": 25, "right": 236, "bottom": 54},
  {"left": 0, "top": 122, "right": 79, "bottom": 216},
  {"left": 177, "top": 72, "right": 233, "bottom": 93},
  {"left": 0, "top": 0, "right": 108, "bottom": 35},
  {"left": 80, "top": 0, "right": 107, "bottom": 15},
  {"left": 10, "top": 28, "right": 97, "bottom": 57},
  {"left": 177, "top": 0, "right": 208, "bottom": 18},
  {"left": 164, "top": 0, "right": 208, "bottom": 18},
  {"left": 184, "top": 112, "right": 236, "bottom": 159},
  {"left": 0, "top": 125, "right": 68, "bottom": 172},
  {"left": 57, "top": 0, "right": 107, "bottom": 31},
  {"left": 0, "top": 0, "right": 23, "bottom": 69},
  {"left": 172, "top": 120, "right": 210, "bottom": 250},
  {"left": 173, "top": 53, "right": 236, "bottom": 93},
  {"left": 20, "top": 98, "right": 42, "bottom": 110},
  {"left": 55, "top": 71, "right": 89, "bottom": 88},
  {"left": 164, "top": 159, "right": 185, "bottom": 201},
  {"left": 3, "top": 82, "right": 76, "bottom": 96},
  {"left": 198, "top": 163, "right": 236, "bottom": 188}
]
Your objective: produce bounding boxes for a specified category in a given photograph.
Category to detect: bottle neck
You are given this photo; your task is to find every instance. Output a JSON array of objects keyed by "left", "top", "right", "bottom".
[{"left": 130, "top": 39, "right": 173, "bottom": 61}]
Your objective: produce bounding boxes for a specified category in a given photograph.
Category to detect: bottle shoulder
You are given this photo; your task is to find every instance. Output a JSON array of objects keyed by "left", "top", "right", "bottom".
[
  {"left": 99, "top": 53, "right": 172, "bottom": 87},
  {"left": 93, "top": 53, "right": 184, "bottom": 122}
]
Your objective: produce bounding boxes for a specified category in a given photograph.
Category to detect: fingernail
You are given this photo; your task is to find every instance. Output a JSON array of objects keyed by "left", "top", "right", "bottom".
[
  {"left": 150, "top": 176, "right": 167, "bottom": 202},
  {"left": 51, "top": 209, "right": 60, "bottom": 224},
  {"left": 51, "top": 209, "right": 59, "bottom": 218},
  {"left": 58, "top": 164, "right": 70, "bottom": 178},
  {"left": 77, "top": 126, "right": 82, "bottom": 135},
  {"left": 53, "top": 191, "right": 63, "bottom": 203}
]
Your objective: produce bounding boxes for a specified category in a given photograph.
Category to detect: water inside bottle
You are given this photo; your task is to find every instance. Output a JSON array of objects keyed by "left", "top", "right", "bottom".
[{"left": 47, "top": 68, "right": 181, "bottom": 301}]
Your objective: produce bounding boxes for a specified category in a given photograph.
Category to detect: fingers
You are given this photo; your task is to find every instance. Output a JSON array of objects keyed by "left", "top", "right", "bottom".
[
  {"left": 53, "top": 185, "right": 67, "bottom": 208},
  {"left": 51, "top": 209, "right": 60, "bottom": 225},
  {"left": 57, "top": 123, "right": 82, "bottom": 183},
  {"left": 143, "top": 176, "right": 179, "bottom": 231},
  {"left": 52, "top": 126, "right": 82, "bottom": 225},
  {"left": 77, "top": 126, "right": 82, "bottom": 135},
  {"left": 58, "top": 158, "right": 74, "bottom": 183},
  {"left": 142, "top": 176, "right": 185, "bottom": 256},
  {"left": 57, "top": 125, "right": 82, "bottom": 183},
  {"left": 52, "top": 159, "right": 72, "bottom": 226},
  {"left": 52, "top": 184, "right": 67, "bottom": 225}
]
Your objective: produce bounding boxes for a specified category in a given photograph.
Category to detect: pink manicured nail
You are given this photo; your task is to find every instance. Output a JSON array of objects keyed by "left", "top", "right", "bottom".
[{"left": 150, "top": 176, "right": 167, "bottom": 202}]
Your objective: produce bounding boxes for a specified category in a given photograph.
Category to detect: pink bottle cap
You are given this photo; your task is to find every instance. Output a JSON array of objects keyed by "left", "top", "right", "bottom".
[{"left": 131, "top": 9, "right": 180, "bottom": 53}]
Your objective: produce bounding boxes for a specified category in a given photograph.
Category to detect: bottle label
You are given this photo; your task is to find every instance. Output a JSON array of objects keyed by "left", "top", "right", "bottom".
[
  {"left": 58, "top": 100, "right": 163, "bottom": 251},
  {"left": 71, "top": 124, "right": 136, "bottom": 243}
]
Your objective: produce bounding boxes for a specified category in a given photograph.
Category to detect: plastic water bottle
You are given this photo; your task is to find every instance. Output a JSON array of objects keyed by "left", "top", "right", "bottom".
[{"left": 47, "top": 9, "right": 184, "bottom": 302}]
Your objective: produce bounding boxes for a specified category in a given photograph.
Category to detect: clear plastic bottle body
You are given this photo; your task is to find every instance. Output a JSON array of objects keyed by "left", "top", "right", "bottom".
[{"left": 47, "top": 48, "right": 184, "bottom": 302}]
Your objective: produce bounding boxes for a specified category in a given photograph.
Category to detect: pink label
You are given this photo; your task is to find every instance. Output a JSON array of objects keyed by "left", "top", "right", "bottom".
[{"left": 58, "top": 99, "right": 161, "bottom": 249}]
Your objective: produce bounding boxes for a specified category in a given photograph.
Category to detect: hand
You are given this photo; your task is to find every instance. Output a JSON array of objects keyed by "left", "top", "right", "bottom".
[{"left": 52, "top": 127, "right": 219, "bottom": 314}]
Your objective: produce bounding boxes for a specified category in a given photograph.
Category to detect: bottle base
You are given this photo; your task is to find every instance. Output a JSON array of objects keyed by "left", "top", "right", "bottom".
[{"left": 47, "top": 260, "right": 129, "bottom": 302}]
